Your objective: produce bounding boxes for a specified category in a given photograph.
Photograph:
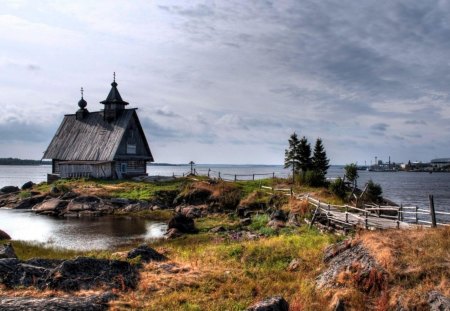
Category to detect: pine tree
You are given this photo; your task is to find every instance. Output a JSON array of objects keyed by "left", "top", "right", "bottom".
[
  {"left": 312, "top": 138, "right": 330, "bottom": 178},
  {"left": 284, "top": 132, "right": 301, "bottom": 182},
  {"left": 298, "top": 136, "right": 312, "bottom": 175}
]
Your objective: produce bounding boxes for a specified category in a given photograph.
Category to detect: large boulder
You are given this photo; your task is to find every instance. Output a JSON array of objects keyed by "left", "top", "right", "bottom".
[
  {"left": 0, "top": 292, "right": 115, "bottom": 311},
  {"left": 47, "top": 257, "right": 139, "bottom": 291},
  {"left": 247, "top": 296, "right": 289, "bottom": 311},
  {"left": 0, "top": 186, "right": 19, "bottom": 194},
  {"left": 32, "top": 198, "right": 68, "bottom": 215},
  {"left": 0, "top": 229, "right": 11, "bottom": 240},
  {"left": 167, "top": 214, "right": 198, "bottom": 233},
  {"left": 317, "top": 240, "right": 387, "bottom": 293},
  {"left": 0, "top": 243, "right": 17, "bottom": 259},
  {"left": 0, "top": 257, "right": 138, "bottom": 291},
  {"left": 127, "top": 245, "right": 167, "bottom": 262},
  {"left": 21, "top": 181, "right": 34, "bottom": 190},
  {"left": 65, "top": 196, "right": 102, "bottom": 212}
]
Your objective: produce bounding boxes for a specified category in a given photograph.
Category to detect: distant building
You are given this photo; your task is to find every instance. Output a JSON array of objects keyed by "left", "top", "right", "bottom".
[
  {"left": 430, "top": 158, "right": 450, "bottom": 168},
  {"left": 43, "top": 75, "right": 154, "bottom": 179}
]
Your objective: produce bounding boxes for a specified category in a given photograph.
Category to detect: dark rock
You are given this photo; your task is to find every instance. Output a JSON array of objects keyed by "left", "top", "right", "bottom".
[
  {"left": 60, "top": 191, "right": 79, "bottom": 200},
  {"left": 0, "top": 193, "right": 20, "bottom": 208},
  {"left": 0, "top": 186, "right": 19, "bottom": 194},
  {"left": 0, "top": 243, "right": 17, "bottom": 259},
  {"left": 165, "top": 228, "right": 182, "bottom": 239},
  {"left": 428, "top": 291, "right": 450, "bottom": 311},
  {"left": 0, "top": 292, "right": 116, "bottom": 311},
  {"left": 0, "top": 258, "right": 48, "bottom": 288},
  {"left": 210, "top": 226, "right": 226, "bottom": 233},
  {"left": 270, "top": 210, "right": 287, "bottom": 221},
  {"left": 13, "top": 194, "right": 46, "bottom": 209},
  {"left": 32, "top": 198, "right": 68, "bottom": 215},
  {"left": 240, "top": 218, "right": 252, "bottom": 226},
  {"left": 333, "top": 298, "right": 346, "bottom": 311},
  {"left": 247, "top": 296, "right": 289, "bottom": 311},
  {"left": 50, "top": 185, "right": 60, "bottom": 194},
  {"left": 167, "top": 214, "right": 198, "bottom": 233},
  {"left": 0, "top": 229, "right": 11, "bottom": 240},
  {"left": 127, "top": 244, "right": 167, "bottom": 262},
  {"left": 0, "top": 257, "right": 138, "bottom": 291},
  {"left": 20, "top": 181, "right": 34, "bottom": 190},
  {"left": 110, "top": 198, "right": 132, "bottom": 206}
]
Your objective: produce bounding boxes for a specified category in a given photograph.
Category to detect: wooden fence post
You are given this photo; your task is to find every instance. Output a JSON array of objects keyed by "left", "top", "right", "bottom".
[
  {"left": 234, "top": 174, "right": 237, "bottom": 182},
  {"left": 272, "top": 172, "right": 275, "bottom": 179},
  {"left": 365, "top": 211, "right": 368, "bottom": 229},
  {"left": 326, "top": 203, "right": 331, "bottom": 227},
  {"left": 208, "top": 168, "right": 210, "bottom": 178},
  {"left": 399, "top": 204, "right": 403, "bottom": 222},
  {"left": 290, "top": 187, "right": 293, "bottom": 196},
  {"left": 218, "top": 172, "right": 221, "bottom": 180},
  {"left": 429, "top": 195, "right": 437, "bottom": 227},
  {"left": 253, "top": 174, "right": 255, "bottom": 181},
  {"left": 345, "top": 205, "right": 349, "bottom": 223}
]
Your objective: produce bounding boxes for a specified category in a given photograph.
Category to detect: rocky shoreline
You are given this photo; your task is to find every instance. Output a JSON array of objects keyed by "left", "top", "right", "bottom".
[{"left": 1, "top": 180, "right": 449, "bottom": 310}]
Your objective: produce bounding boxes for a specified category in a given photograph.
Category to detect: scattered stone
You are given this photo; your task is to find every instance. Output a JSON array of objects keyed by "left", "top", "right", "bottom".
[
  {"left": 428, "top": 291, "right": 450, "bottom": 311},
  {"left": 287, "top": 258, "right": 302, "bottom": 272},
  {"left": 0, "top": 292, "right": 116, "bottom": 311},
  {"left": 167, "top": 214, "right": 198, "bottom": 233},
  {"left": 0, "top": 243, "right": 17, "bottom": 259},
  {"left": 32, "top": 198, "right": 68, "bottom": 215},
  {"left": 210, "top": 226, "right": 226, "bottom": 233},
  {"left": 0, "top": 186, "right": 19, "bottom": 194},
  {"left": 21, "top": 181, "right": 34, "bottom": 190},
  {"left": 240, "top": 218, "right": 252, "bottom": 226},
  {"left": 165, "top": 228, "right": 182, "bottom": 239},
  {"left": 0, "top": 256, "right": 138, "bottom": 291},
  {"left": 127, "top": 244, "right": 167, "bottom": 262},
  {"left": 247, "top": 296, "right": 289, "bottom": 311},
  {"left": 0, "top": 229, "right": 11, "bottom": 240}
]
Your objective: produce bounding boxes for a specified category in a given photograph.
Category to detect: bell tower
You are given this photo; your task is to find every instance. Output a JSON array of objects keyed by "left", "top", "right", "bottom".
[{"left": 100, "top": 72, "right": 129, "bottom": 122}]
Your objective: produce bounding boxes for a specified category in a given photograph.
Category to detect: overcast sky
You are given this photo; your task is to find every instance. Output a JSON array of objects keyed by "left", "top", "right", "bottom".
[{"left": 1, "top": 1, "right": 450, "bottom": 165}]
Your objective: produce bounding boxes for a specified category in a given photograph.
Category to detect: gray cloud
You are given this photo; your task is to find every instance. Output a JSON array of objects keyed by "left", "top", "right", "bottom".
[{"left": 371, "top": 123, "right": 389, "bottom": 132}]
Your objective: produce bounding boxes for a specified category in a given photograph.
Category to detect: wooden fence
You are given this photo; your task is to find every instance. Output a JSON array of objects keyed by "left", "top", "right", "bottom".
[{"left": 259, "top": 185, "right": 450, "bottom": 230}]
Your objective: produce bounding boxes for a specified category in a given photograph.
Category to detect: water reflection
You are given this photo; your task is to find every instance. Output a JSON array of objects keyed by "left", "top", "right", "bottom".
[{"left": 0, "top": 209, "right": 167, "bottom": 250}]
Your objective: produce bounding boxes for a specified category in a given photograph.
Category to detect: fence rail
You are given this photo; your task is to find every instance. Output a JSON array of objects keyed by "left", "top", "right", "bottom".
[{"left": 258, "top": 185, "right": 450, "bottom": 229}]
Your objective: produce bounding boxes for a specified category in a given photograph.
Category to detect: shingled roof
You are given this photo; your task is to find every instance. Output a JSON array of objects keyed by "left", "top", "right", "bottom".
[{"left": 43, "top": 109, "right": 153, "bottom": 161}]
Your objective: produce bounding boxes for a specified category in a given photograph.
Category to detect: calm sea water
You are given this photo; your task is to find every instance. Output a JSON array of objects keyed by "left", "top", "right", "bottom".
[{"left": 1, "top": 164, "right": 449, "bottom": 250}]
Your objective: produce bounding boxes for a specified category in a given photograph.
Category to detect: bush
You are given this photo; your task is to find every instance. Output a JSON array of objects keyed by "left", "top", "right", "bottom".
[
  {"left": 302, "top": 170, "right": 326, "bottom": 187},
  {"left": 329, "top": 177, "right": 346, "bottom": 199},
  {"left": 366, "top": 180, "right": 383, "bottom": 203}
]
